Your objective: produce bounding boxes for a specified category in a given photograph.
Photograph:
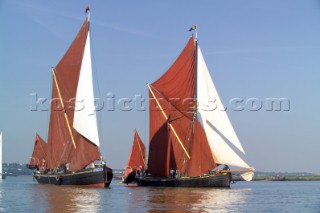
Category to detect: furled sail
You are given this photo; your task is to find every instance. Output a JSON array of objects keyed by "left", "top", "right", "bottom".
[
  {"left": 124, "top": 129, "right": 146, "bottom": 177},
  {"left": 46, "top": 18, "right": 101, "bottom": 171},
  {"left": 29, "top": 134, "right": 47, "bottom": 167},
  {"left": 196, "top": 45, "right": 250, "bottom": 168},
  {"left": 73, "top": 32, "right": 100, "bottom": 147},
  {"left": 147, "top": 37, "right": 217, "bottom": 177}
]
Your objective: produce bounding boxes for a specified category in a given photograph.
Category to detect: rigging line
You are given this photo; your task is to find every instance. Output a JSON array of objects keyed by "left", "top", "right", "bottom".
[
  {"left": 168, "top": 115, "right": 184, "bottom": 123},
  {"left": 147, "top": 84, "right": 190, "bottom": 159}
]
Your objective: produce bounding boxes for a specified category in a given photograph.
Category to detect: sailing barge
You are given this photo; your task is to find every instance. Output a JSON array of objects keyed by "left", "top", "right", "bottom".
[
  {"left": 122, "top": 129, "right": 146, "bottom": 184},
  {"left": 134, "top": 27, "right": 254, "bottom": 187},
  {"left": 30, "top": 8, "right": 113, "bottom": 187}
]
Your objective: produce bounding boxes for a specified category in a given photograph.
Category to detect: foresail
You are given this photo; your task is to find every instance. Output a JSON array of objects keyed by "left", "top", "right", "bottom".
[
  {"left": 202, "top": 123, "right": 250, "bottom": 168},
  {"left": 197, "top": 46, "right": 245, "bottom": 154},
  {"left": 241, "top": 171, "right": 254, "bottom": 181},
  {"left": 197, "top": 46, "right": 250, "bottom": 168},
  {"left": 124, "top": 130, "right": 146, "bottom": 177},
  {"left": 73, "top": 32, "right": 100, "bottom": 147}
]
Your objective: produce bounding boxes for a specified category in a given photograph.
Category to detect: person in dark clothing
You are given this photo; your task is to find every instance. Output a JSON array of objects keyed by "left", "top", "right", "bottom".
[{"left": 223, "top": 165, "right": 230, "bottom": 171}]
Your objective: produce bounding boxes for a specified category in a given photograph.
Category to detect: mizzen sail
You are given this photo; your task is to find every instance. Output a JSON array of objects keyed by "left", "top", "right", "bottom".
[
  {"left": 29, "top": 134, "right": 47, "bottom": 167},
  {"left": 124, "top": 130, "right": 146, "bottom": 177}
]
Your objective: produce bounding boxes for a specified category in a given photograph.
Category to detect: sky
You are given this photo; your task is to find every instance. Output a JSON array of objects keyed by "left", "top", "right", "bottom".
[{"left": 1, "top": 0, "right": 320, "bottom": 173}]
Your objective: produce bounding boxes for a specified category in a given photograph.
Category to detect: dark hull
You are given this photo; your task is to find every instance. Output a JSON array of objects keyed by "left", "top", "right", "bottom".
[
  {"left": 34, "top": 166, "right": 113, "bottom": 188},
  {"left": 136, "top": 173, "right": 231, "bottom": 188},
  {"left": 123, "top": 171, "right": 137, "bottom": 184}
]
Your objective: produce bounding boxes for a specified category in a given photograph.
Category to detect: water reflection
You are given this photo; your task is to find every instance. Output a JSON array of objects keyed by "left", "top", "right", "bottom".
[
  {"left": 2, "top": 177, "right": 319, "bottom": 212},
  {"left": 192, "top": 188, "right": 252, "bottom": 212},
  {"left": 32, "top": 185, "right": 103, "bottom": 212},
  {"left": 0, "top": 179, "right": 5, "bottom": 212},
  {"left": 142, "top": 186, "right": 251, "bottom": 212},
  {"left": 29, "top": 179, "right": 252, "bottom": 212}
]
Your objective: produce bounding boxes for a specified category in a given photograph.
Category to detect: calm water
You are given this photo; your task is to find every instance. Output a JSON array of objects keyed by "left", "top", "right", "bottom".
[{"left": 0, "top": 176, "right": 319, "bottom": 212}]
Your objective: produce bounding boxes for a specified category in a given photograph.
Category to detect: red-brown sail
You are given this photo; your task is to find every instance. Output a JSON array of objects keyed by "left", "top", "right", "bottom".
[
  {"left": 147, "top": 37, "right": 216, "bottom": 177},
  {"left": 29, "top": 134, "right": 47, "bottom": 167},
  {"left": 46, "top": 18, "right": 100, "bottom": 171},
  {"left": 151, "top": 37, "right": 196, "bottom": 119},
  {"left": 124, "top": 129, "right": 146, "bottom": 177}
]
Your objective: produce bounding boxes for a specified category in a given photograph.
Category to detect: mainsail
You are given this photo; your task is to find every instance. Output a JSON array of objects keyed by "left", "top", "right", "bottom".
[
  {"left": 148, "top": 37, "right": 216, "bottom": 177},
  {"left": 147, "top": 35, "right": 252, "bottom": 178},
  {"left": 46, "top": 17, "right": 101, "bottom": 171},
  {"left": 29, "top": 134, "right": 47, "bottom": 167},
  {"left": 124, "top": 129, "right": 146, "bottom": 177}
]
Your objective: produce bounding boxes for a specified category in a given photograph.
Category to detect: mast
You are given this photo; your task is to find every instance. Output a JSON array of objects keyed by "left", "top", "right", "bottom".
[
  {"left": 190, "top": 25, "right": 198, "bottom": 127},
  {"left": 86, "top": 6, "right": 90, "bottom": 20},
  {"left": 194, "top": 26, "right": 199, "bottom": 173},
  {"left": 195, "top": 25, "right": 198, "bottom": 110},
  {"left": 193, "top": 25, "right": 202, "bottom": 173}
]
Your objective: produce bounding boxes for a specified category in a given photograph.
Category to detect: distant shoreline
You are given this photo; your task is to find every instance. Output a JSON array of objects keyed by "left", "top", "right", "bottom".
[
  {"left": 4, "top": 174, "right": 320, "bottom": 182},
  {"left": 234, "top": 176, "right": 320, "bottom": 181},
  {"left": 3, "top": 163, "right": 320, "bottom": 181}
]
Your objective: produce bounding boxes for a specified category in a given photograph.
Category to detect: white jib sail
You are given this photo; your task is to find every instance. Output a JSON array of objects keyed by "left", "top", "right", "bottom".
[
  {"left": 73, "top": 32, "right": 100, "bottom": 147},
  {"left": 241, "top": 171, "right": 254, "bottom": 181},
  {"left": 197, "top": 45, "right": 250, "bottom": 168},
  {"left": 0, "top": 132, "right": 2, "bottom": 174}
]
